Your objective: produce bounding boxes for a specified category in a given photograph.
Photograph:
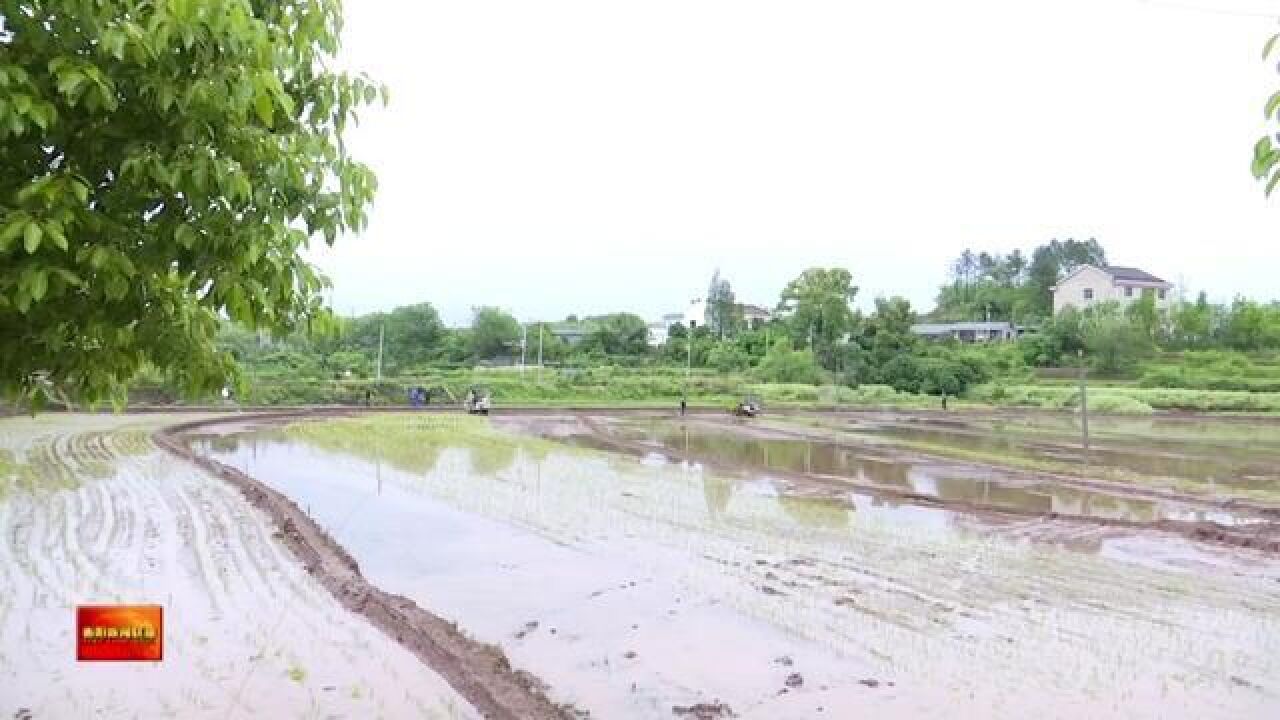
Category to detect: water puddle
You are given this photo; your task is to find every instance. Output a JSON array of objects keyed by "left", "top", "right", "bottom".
[
  {"left": 840, "top": 414, "right": 1280, "bottom": 493},
  {"left": 187, "top": 415, "right": 1280, "bottom": 719},
  {"left": 593, "top": 419, "right": 1260, "bottom": 526}
]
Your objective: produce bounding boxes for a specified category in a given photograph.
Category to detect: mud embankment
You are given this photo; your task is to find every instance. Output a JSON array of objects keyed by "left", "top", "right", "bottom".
[
  {"left": 571, "top": 415, "right": 1280, "bottom": 554},
  {"left": 154, "top": 413, "right": 576, "bottom": 720}
]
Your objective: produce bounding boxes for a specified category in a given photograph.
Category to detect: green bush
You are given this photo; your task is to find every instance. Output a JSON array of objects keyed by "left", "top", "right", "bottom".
[
  {"left": 1082, "top": 394, "right": 1155, "bottom": 415},
  {"left": 756, "top": 339, "right": 821, "bottom": 384}
]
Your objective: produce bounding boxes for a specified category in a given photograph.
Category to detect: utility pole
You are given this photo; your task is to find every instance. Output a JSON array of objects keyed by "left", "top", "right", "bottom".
[
  {"left": 1078, "top": 348, "right": 1090, "bottom": 451},
  {"left": 537, "top": 324, "right": 544, "bottom": 383},
  {"left": 520, "top": 323, "right": 527, "bottom": 375},
  {"left": 375, "top": 322, "right": 385, "bottom": 382},
  {"left": 685, "top": 335, "right": 693, "bottom": 403}
]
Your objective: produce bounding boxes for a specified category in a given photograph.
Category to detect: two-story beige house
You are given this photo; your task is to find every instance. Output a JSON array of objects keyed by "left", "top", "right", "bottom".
[{"left": 1051, "top": 265, "right": 1174, "bottom": 314}]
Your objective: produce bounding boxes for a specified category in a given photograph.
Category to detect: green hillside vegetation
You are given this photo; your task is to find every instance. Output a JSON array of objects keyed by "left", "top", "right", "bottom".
[{"left": 123, "top": 244, "right": 1280, "bottom": 414}]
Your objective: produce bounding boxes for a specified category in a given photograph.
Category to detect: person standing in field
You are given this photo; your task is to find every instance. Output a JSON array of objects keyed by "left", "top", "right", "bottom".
[{"left": 680, "top": 397, "right": 687, "bottom": 416}]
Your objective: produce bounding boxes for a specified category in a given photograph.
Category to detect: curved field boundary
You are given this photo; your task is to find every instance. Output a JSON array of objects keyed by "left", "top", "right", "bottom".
[
  {"left": 154, "top": 411, "right": 577, "bottom": 720},
  {"left": 576, "top": 416, "right": 1280, "bottom": 555}
]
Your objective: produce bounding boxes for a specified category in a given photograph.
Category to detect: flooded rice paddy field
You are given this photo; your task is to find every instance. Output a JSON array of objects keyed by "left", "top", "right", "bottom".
[
  {"left": 192, "top": 412, "right": 1280, "bottom": 719},
  {"left": 590, "top": 414, "right": 1280, "bottom": 531},
  {"left": 0, "top": 413, "right": 476, "bottom": 719},
  {"left": 771, "top": 411, "right": 1280, "bottom": 503}
]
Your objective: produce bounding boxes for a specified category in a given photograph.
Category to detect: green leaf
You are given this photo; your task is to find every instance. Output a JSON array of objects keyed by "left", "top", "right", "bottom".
[
  {"left": 23, "top": 222, "right": 42, "bottom": 253},
  {"left": 1265, "top": 33, "right": 1280, "bottom": 60},
  {"left": 255, "top": 92, "right": 274, "bottom": 127},
  {"left": 28, "top": 270, "right": 48, "bottom": 302},
  {"left": 1266, "top": 92, "right": 1280, "bottom": 121},
  {"left": 1252, "top": 138, "right": 1275, "bottom": 179},
  {"left": 56, "top": 71, "right": 85, "bottom": 99},
  {"left": 175, "top": 224, "right": 197, "bottom": 248},
  {"left": 45, "top": 222, "right": 68, "bottom": 251},
  {"left": 1267, "top": 170, "right": 1280, "bottom": 197},
  {"left": 0, "top": 217, "right": 26, "bottom": 248}
]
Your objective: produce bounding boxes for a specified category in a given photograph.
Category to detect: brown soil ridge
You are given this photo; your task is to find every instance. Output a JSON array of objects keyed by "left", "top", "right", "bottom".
[
  {"left": 577, "top": 416, "right": 1280, "bottom": 555},
  {"left": 154, "top": 412, "right": 578, "bottom": 720}
]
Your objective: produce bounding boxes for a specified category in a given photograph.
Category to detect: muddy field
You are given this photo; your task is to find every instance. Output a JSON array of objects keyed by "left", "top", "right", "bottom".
[
  {"left": 0, "top": 413, "right": 477, "bottom": 719},
  {"left": 182, "top": 410, "right": 1280, "bottom": 719}
]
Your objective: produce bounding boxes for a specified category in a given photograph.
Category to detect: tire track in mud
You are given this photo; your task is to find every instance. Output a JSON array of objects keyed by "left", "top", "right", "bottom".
[
  {"left": 682, "top": 504, "right": 1279, "bottom": 716},
  {"left": 155, "top": 413, "right": 577, "bottom": 720}
]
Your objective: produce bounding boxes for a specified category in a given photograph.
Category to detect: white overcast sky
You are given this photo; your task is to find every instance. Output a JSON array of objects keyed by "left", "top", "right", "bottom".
[{"left": 309, "top": 0, "right": 1280, "bottom": 326}]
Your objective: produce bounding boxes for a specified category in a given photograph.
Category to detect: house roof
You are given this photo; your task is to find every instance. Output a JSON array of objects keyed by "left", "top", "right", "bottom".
[
  {"left": 547, "top": 322, "right": 594, "bottom": 336},
  {"left": 1052, "top": 263, "right": 1172, "bottom": 290},
  {"left": 1103, "top": 266, "right": 1169, "bottom": 285},
  {"left": 737, "top": 303, "right": 772, "bottom": 317},
  {"left": 911, "top": 322, "right": 1015, "bottom": 334}
]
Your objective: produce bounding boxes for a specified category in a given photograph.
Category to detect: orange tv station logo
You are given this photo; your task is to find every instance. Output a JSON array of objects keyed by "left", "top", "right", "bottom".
[{"left": 76, "top": 605, "right": 163, "bottom": 662}]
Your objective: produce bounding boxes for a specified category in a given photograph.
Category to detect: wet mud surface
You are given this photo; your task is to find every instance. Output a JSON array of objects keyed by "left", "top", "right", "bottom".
[
  {"left": 571, "top": 413, "right": 1280, "bottom": 553},
  {"left": 159, "top": 414, "right": 575, "bottom": 720},
  {"left": 0, "top": 413, "right": 476, "bottom": 719},
  {"left": 194, "top": 411, "right": 1280, "bottom": 719}
]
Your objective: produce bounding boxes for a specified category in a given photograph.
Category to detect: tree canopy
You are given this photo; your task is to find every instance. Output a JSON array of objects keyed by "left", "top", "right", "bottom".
[
  {"left": 775, "top": 267, "right": 858, "bottom": 369},
  {"left": 933, "top": 238, "right": 1107, "bottom": 323},
  {"left": 0, "top": 0, "right": 382, "bottom": 407},
  {"left": 470, "top": 307, "right": 520, "bottom": 359}
]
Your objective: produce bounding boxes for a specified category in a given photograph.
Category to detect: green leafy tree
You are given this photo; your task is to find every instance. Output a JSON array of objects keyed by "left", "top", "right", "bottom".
[
  {"left": 1084, "top": 303, "right": 1154, "bottom": 374},
  {"left": 324, "top": 350, "right": 371, "bottom": 378},
  {"left": 775, "top": 267, "right": 858, "bottom": 370},
  {"left": 470, "top": 307, "right": 520, "bottom": 359},
  {"left": 383, "top": 303, "right": 445, "bottom": 370},
  {"left": 756, "top": 337, "right": 820, "bottom": 384},
  {"left": 1017, "top": 306, "right": 1086, "bottom": 367},
  {"left": 1171, "top": 292, "right": 1213, "bottom": 349},
  {"left": 1124, "top": 292, "right": 1161, "bottom": 344},
  {"left": 0, "top": 0, "right": 383, "bottom": 407},
  {"left": 934, "top": 249, "right": 1034, "bottom": 322},
  {"left": 1221, "top": 298, "right": 1280, "bottom": 351},
  {"left": 526, "top": 322, "right": 570, "bottom": 364},
  {"left": 1025, "top": 238, "right": 1107, "bottom": 317},
  {"left": 706, "top": 341, "right": 750, "bottom": 372},
  {"left": 584, "top": 313, "right": 649, "bottom": 356}
]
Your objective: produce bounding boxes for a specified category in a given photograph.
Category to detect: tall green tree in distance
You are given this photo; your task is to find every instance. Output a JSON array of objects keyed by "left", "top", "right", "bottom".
[
  {"left": 470, "top": 307, "right": 521, "bottom": 359},
  {"left": 0, "top": 0, "right": 383, "bottom": 407},
  {"left": 584, "top": 313, "right": 650, "bottom": 356},
  {"left": 775, "top": 267, "right": 859, "bottom": 370},
  {"left": 383, "top": 303, "right": 445, "bottom": 369},
  {"left": 1026, "top": 238, "right": 1107, "bottom": 317}
]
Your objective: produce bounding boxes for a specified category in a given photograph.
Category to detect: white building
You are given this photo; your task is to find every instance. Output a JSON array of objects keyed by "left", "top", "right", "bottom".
[
  {"left": 647, "top": 313, "right": 685, "bottom": 346},
  {"left": 911, "top": 321, "right": 1020, "bottom": 343},
  {"left": 680, "top": 298, "right": 771, "bottom": 330},
  {"left": 683, "top": 298, "right": 709, "bottom": 329},
  {"left": 1051, "top": 265, "right": 1174, "bottom": 314}
]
